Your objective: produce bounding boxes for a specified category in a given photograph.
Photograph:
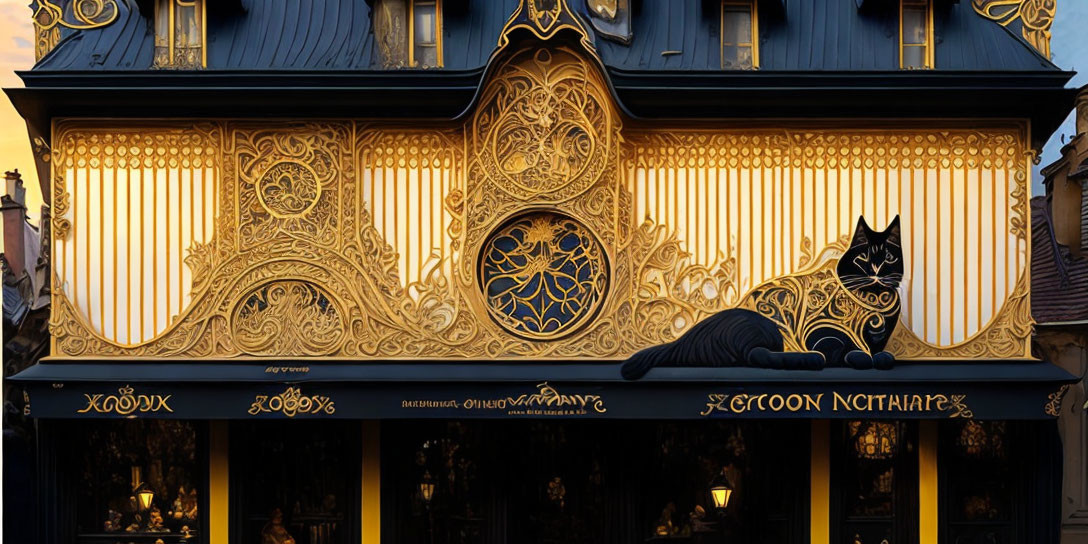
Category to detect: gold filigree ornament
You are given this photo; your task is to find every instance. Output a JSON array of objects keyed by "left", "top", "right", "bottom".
[
  {"left": 473, "top": 47, "right": 613, "bottom": 203},
  {"left": 1044, "top": 384, "right": 1071, "bottom": 417},
  {"left": 33, "top": 0, "right": 119, "bottom": 60},
  {"left": 972, "top": 0, "right": 1055, "bottom": 58},
  {"left": 49, "top": 30, "right": 1033, "bottom": 361},
  {"left": 231, "top": 280, "right": 346, "bottom": 356},
  {"left": 256, "top": 161, "right": 322, "bottom": 218},
  {"left": 480, "top": 212, "right": 608, "bottom": 339}
]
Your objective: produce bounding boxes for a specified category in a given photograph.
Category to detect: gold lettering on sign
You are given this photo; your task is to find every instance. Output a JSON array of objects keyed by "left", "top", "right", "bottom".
[
  {"left": 248, "top": 387, "right": 335, "bottom": 417},
  {"left": 263, "top": 366, "right": 311, "bottom": 375},
  {"left": 402, "top": 382, "right": 607, "bottom": 416},
  {"left": 77, "top": 385, "right": 174, "bottom": 415},
  {"left": 700, "top": 391, "right": 973, "bottom": 418}
]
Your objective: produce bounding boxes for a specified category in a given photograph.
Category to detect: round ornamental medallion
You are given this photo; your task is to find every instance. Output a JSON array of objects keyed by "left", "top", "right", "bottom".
[
  {"left": 256, "top": 161, "right": 322, "bottom": 218},
  {"left": 473, "top": 47, "right": 613, "bottom": 202},
  {"left": 479, "top": 212, "right": 608, "bottom": 339}
]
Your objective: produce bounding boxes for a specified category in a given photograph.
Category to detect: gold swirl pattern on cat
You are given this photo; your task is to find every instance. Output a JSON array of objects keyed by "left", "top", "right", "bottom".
[{"left": 740, "top": 257, "right": 899, "bottom": 355}]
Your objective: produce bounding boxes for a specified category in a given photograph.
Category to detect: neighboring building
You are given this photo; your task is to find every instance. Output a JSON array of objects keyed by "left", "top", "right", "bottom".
[
  {"left": 1036, "top": 86, "right": 1088, "bottom": 544},
  {"left": 5, "top": 1, "right": 1082, "bottom": 543},
  {"left": 1, "top": 169, "right": 49, "bottom": 544}
]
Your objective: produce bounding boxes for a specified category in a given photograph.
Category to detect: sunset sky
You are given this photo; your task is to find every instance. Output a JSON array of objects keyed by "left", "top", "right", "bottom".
[
  {"left": 0, "top": 0, "right": 40, "bottom": 223},
  {"left": 0, "top": 1, "right": 1084, "bottom": 225}
]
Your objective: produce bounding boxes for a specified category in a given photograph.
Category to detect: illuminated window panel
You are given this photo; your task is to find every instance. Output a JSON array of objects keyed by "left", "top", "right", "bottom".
[
  {"left": 53, "top": 127, "right": 219, "bottom": 345},
  {"left": 359, "top": 132, "right": 461, "bottom": 292}
]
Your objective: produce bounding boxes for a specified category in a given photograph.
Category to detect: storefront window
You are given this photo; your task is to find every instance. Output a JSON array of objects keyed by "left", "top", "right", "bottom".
[
  {"left": 62, "top": 420, "right": 204, "bottom": 544},
  {"left": 940, "top": 421, "right": 1015, "bottom": 544},
  {"left": 231, "top": 421, "right": 361, "bottom": 544},
  {"left": 382, "top": 421, "right": 808, "bottom": 544},
  {"left": 833, "top": 420, "right": 918, "bottom": 544}
]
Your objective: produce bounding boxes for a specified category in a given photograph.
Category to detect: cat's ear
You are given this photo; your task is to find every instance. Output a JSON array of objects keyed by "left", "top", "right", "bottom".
[
  {"left": 850, "top": 216, "right": 871, "bottom": 247},
  {"left": 884, "top": 215, "right": 902, "bottom": 248}
]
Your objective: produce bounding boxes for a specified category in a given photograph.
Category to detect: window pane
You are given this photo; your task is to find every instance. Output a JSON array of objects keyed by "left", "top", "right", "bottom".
[
  {"left": 66, "top": 421, "right": 203, "bottom": 542},
  {"left": 414, "top": 3, "right": 436, "bottom": 45},
  {"left": 722, "top": 44, "right": 739, "bottom": 69},
  {"left": 235, "top": 421, "right": 359, "bottom": 544},
  {"left": 737, "top": 46, "right": 753, "bottom": 69},
  {"left": 416, "top": 46, "right": 438, "bottom": 69},
  {"left": 903, "top": 45, "right": 925, "bottom": 69},
  {"left": 724, "top": 5, "right": 752, "bottom": 44},
  {"left": 903, "top": 5, "right": 927, "bottom": 45}
]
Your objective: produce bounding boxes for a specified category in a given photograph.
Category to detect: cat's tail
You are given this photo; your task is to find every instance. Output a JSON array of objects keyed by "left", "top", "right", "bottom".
[{"left": 621, "top": 343, "right": 673, "bottom": 380}]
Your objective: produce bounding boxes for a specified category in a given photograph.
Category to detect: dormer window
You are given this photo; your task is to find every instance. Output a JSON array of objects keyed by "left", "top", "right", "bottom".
[
  {"left": 153, "top": 0, "right": 205, "bottom": 69},
  {"left": 374, "top": 0, "right": 444, "bottom": 69},
  {"left": 900, "top": 0, "right": 933, "bottom": 69},
  {"left": 721, "top": 1, "right": 758, "bottom": 70}
]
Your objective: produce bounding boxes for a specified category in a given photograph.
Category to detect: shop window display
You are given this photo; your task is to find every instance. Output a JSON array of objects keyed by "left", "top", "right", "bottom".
[
  {"left": 382, "top": 421, "right": 808, "bottom": 544},
  {"left": 231, "top": 421, "right": 360, "bottom": 544},
  {"left": 832, "top": 421, "right": 918, "bottom": 544},
  {"left": 939, "top": 421, "right": 1018, "bottom": 544},
  {"left": 60, "top": 420, "right": 204, "bottom": 544}
]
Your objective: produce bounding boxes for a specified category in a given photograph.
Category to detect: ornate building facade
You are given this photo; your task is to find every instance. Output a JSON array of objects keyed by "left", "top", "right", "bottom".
[{"left": 5, "top": 0, "right": 1081, "bottom": 543}]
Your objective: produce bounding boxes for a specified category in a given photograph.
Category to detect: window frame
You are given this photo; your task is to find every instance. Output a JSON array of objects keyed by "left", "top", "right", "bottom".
[
  {"left": 153, "top": 0, "right": 207, "bottom": 69},
  {"left": 408, "top": 0, "right": 443, "bottom": 69},
  {"left": 900, "top": 0, "right": 934, "bottom": 70},
  {"left": 720, "top": 0, "right": 759, "bottom": 70}
]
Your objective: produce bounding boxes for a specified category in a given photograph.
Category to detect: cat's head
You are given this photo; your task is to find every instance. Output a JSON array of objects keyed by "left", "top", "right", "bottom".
[{"left": 836, "top": 215, "right": 903, "bottom": 294}]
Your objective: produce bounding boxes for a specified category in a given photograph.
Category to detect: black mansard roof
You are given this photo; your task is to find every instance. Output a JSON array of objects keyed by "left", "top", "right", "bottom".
[
  {"left": 7, "top": 0, "right": 1077, "bottom": 149},
  {"left": 34, "top": 0, "right": 1057, "bottom": 72}
]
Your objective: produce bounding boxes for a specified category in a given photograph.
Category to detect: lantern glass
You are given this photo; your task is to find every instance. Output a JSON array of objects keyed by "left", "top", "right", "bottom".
[
  {"left": 710, "top": 485, "right": 732, "bottom": 509},
  {"left": 420, "top": 481, "right": 435, "bottom": 503},
  {"left": 137, "top": 488, "right": 155, "bottom": 511}
]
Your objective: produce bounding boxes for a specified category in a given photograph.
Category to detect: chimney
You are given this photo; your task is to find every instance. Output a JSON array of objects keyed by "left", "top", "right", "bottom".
[
  {"left": 1077, "top": 91, "right": 1088, "bottom": 136},
  {"left": 1, "top": 169, "right": 28, "bottom": 279}
]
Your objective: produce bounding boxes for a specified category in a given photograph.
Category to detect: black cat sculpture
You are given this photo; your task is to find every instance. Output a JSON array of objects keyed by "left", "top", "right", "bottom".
[{"left": 621, "top": 216, "right": 903, "bottom": 380}]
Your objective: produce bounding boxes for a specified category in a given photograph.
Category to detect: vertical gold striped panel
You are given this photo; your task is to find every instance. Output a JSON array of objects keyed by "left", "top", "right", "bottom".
[
  {"left": 359, "top": 132, "right": 461, "bottom": 291},
  {"left": 53, "top": 127, "right": 219, "bottom": 345},
  {"left": 627, "top": 130, "right": 1027, "bottom": 348}
]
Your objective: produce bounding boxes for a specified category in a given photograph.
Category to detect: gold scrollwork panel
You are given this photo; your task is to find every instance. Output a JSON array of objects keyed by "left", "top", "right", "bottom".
[{"left": 50, "top": 48, "right": 1032, "bottom": 360}]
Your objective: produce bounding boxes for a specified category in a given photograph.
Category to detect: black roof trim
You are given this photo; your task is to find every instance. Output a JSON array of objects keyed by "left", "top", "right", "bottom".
[{"left": 6, "top": 69, "right": 1076, "bottom": 150}]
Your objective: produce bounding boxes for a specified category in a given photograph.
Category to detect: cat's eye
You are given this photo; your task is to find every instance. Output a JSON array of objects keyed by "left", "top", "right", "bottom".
[{"left": 884, "top": 254, "right": 898, "bottom": 264}]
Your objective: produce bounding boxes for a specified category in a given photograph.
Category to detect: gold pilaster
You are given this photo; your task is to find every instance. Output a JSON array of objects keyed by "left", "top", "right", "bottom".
[
  {"left": 810, "top": 420, "right": 830, "bottom": 544},
  {"left": 919, "top": 420, "right": 939, "bottom": 543},
  {"left": 362, "top": 421, "right": 381, "bottom": 544},
  {"left": 209, "top": 421, "right": 230, "bottom": 544}
]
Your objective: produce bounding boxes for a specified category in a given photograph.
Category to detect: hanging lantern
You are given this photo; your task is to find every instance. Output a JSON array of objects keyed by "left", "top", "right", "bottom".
[
  {"left": 709, "top": 469, "right": 734, "bottom": 510},
  {"left": 136, "top": 484, "right": 155, "bottom": 512},
  {"left": 419, "top": 470, "right": 435, "bottom": 503}
]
